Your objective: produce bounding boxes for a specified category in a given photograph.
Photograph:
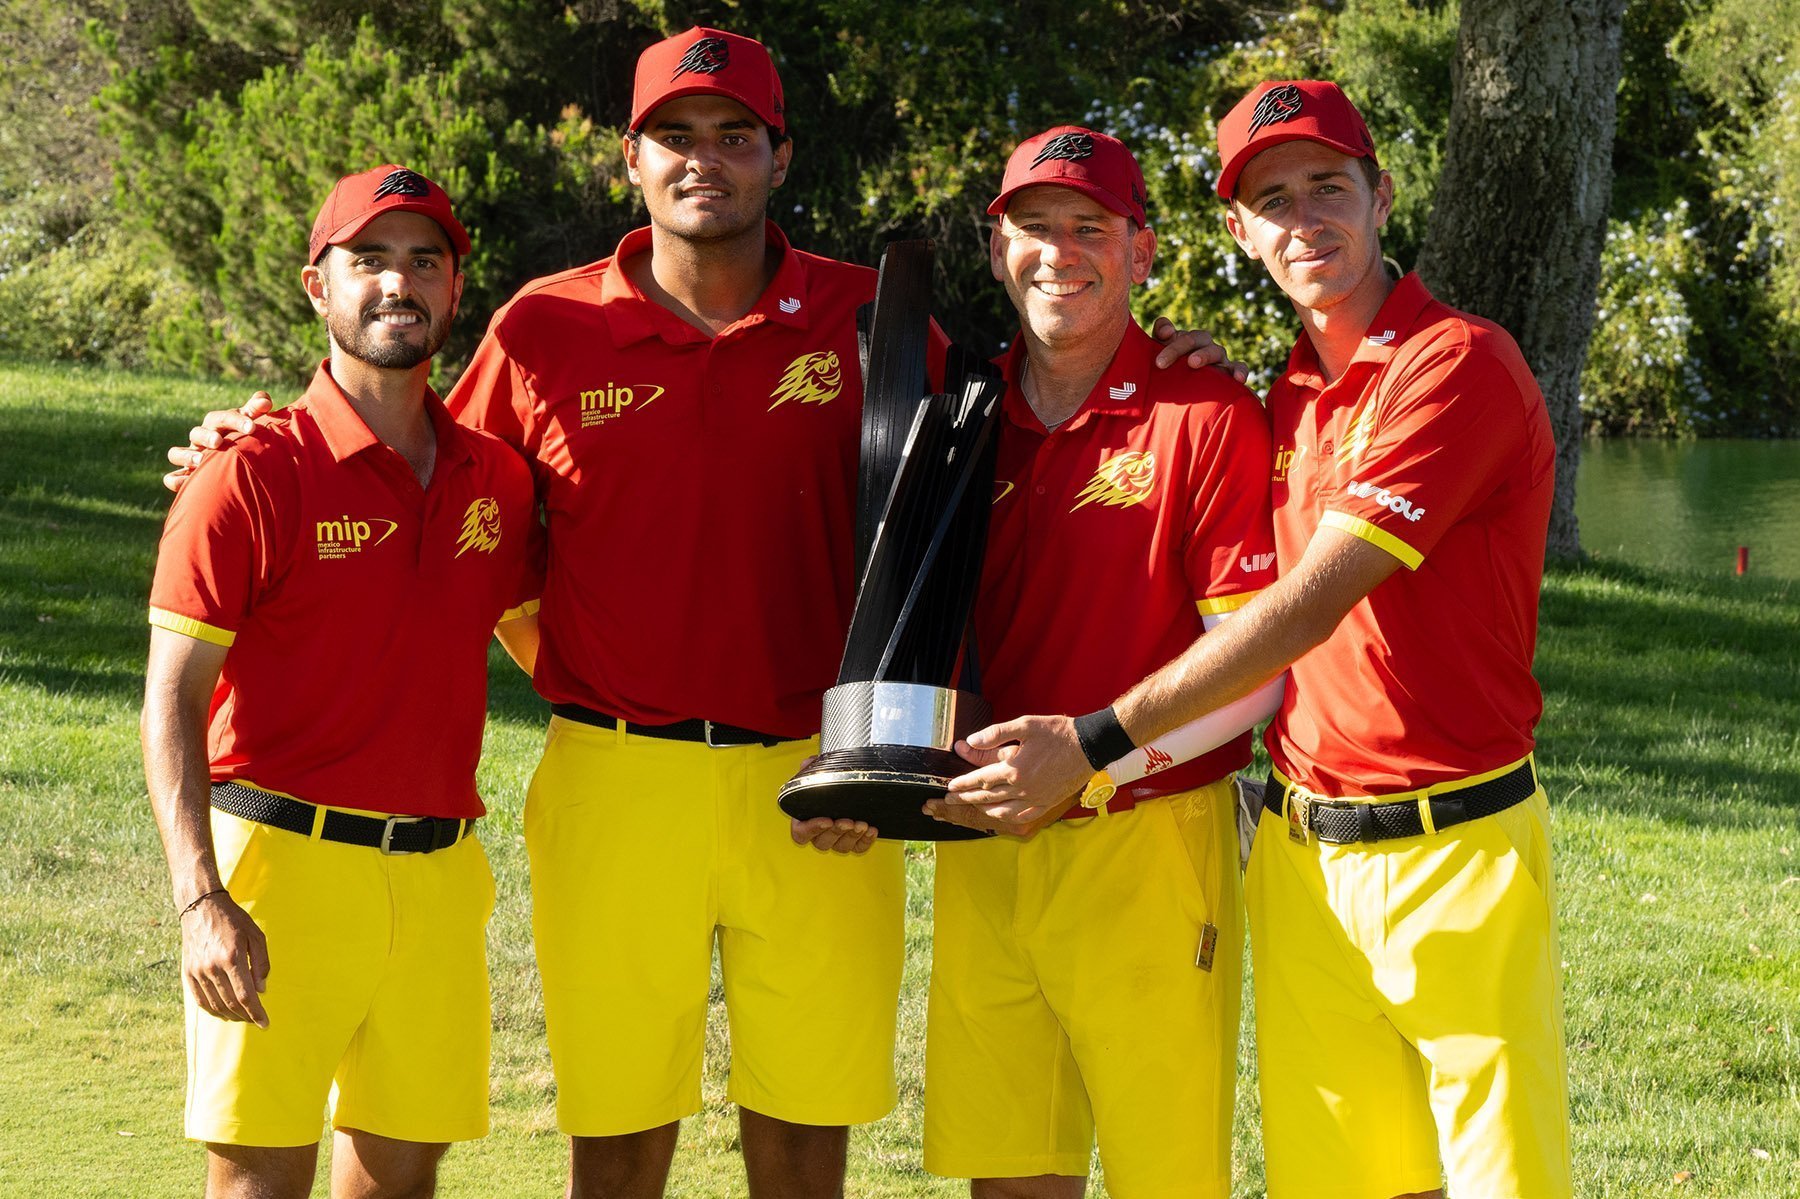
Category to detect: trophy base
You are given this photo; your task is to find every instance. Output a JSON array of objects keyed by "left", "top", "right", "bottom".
[{"left": 778, "top": 745, "right": 992, "bottom": 842}]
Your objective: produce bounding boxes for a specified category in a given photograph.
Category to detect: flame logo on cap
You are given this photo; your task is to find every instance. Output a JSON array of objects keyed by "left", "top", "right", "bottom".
[
  {"left": 1031, "top": 132, "right": 1096, "bottom": 167},
  {"left": 1248, "top": 84, "right": 1305, "bottom": 135},
  {"left": 768, "top": 351, "right": 842, "bottom": 410},
  {"left": 674, "top": 36, "right": 730, "bottom": 77},
  {"left": 454, "top": 498, "right": 502, "bottom": 557},
  {"left": 1072, "top": 450, "right": 1157, "bottom": 511},
  {"left": 373, "top": 168, "right": 430, "bottom": 200}
]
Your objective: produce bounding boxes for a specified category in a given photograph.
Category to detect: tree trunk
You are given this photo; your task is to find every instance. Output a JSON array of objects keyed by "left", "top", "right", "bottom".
[{"left": 1415, "top": 0, "right": 1626, "bottom": 561}]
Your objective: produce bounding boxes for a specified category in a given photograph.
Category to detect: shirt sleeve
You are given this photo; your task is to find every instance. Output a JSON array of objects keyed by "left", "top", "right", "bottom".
[
  {"left": 148, "top": 446, "right": 289, "bottom": 645},
  {"left": 447, "top": 308, "right": 540, "bottom": 460},
  {"left": 1323, "top": 333, "right": 1530, "bottom": 569},
  {"left": 1184, "top": 391, "right": 1277, "bottom": 613}
]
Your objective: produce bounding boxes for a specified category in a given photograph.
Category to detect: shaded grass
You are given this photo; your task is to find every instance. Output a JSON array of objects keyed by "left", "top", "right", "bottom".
[{"left": 1, "top": 357, "right": 1796, "bottom": 1196}]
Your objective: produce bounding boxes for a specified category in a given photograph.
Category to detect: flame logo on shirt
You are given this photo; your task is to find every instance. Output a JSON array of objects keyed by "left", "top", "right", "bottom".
[
  {"left": 768, "top": 351, "right": 842, "bottom": 410},
  {"left": 1142, "top": 744, "right": 1174, "bottom": 774},
  {"left": 454, "top": 498, "right": 502, "bottom": 557},
  {"left": 1336, "top": 403, "right": 1377, "bottom": 466},
  {"left": 1071, "top": 450, "right": 1157, "bottom": 511}
]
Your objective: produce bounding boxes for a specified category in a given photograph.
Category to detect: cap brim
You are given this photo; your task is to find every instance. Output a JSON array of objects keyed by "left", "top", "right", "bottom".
[
  {"left": 630, "top": 85, "right": 781, "bottom": 133},
  {"left": 1216, "top": 130, "right": 1372, "bottom": 199},
  {"left": 987, "top": 179, "right": 1138, "bottom": 222},
  {"left": 320, "top": 203, "right": 473, "bottom": 260}
]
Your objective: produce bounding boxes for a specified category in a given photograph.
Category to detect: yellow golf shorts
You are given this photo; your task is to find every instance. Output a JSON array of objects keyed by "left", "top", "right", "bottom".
[
  {"left": 925, "top": 777, "right": 1242, "bottom": 1196},
  {"left": 186, "top": 806, "right": 494, "bottom": 1147},
  {"left": 524, "top": 716, "right": 906, "bottom": 1136},
  {"left": 1247, "top": 762, "right": 1571, "bottom": 1199}
]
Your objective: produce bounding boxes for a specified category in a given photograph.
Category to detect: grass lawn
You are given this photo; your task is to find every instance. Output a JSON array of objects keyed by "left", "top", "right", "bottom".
[{"left": 0, "top": 356, "right": 1795, "bottom": 1197}]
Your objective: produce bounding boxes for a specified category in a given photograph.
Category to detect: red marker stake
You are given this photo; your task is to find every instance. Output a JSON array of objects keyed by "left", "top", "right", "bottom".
[{"left": 1737, "top": 546, "right": 1749, "bottom": 576}]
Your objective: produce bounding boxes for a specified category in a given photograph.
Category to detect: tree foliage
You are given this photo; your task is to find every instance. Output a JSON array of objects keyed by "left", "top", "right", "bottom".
[{"left": 0, "top": 0, "right": 1792, "bottom": 437}]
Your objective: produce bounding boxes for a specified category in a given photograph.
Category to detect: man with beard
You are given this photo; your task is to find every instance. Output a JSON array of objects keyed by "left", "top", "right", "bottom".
[{"left": 142, "top": 165, "right": 539, "bottom": 1199}]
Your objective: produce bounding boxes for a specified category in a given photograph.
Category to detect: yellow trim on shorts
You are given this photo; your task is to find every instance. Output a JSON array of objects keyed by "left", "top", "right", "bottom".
[
  {"left": 149, "top": 607, "right": 236, "bottom": 647},
  {"left": 497, "top": 597, "right": 540, "bottom": 623},
  {"left": 1196, "top": 590, "right": 1260, "bottom": 617},
  {"left": 1322, "top": 510, "right": 1424, "bottom": 570}
]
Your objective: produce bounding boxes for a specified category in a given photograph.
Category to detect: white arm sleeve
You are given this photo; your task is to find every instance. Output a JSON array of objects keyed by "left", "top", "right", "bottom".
[{"left": 1103, "top": 606, "right": 1286, "bottom": 786}]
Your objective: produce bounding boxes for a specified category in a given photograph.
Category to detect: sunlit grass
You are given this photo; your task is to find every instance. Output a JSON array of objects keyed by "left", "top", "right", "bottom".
[{"left": 1, "top": 358, "right": 1795, "bottom": 1196}]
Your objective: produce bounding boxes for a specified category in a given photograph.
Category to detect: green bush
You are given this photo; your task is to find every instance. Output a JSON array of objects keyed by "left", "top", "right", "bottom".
[
  {"left": 0, "top": 219, "right": 199, "bottom": 370},
  {"left": 1582, "top": 202, "right": 1708, "bottom": 435}
]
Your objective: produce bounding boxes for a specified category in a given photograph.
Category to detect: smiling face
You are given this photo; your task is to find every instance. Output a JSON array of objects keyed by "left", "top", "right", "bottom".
[
  {"left": 624, "top": 93, "right": 791, "bottom": 245},
  {"left": 990, "top": 184, "right": 1155, "bottom": 350},
  {"left": 1224, "top": 139, "right": 1392, "bottom": 319},
  {"left": 303, "top": 210, "right": 462, "bottom": 370}
]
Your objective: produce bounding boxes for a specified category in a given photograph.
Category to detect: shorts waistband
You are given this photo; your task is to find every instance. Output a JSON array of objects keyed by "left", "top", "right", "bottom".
[
  {"left": 1269, "top": 757, "right": 1537, "bottom": 845},
  {"left": 549, "top": 703, "right": 802, "bottom": 748},
  {"left": 210, "top": 781, "right": 475, "bottom": 855}
]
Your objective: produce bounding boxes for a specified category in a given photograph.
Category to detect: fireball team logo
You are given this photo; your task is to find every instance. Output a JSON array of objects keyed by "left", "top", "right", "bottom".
[
  {"left": 1337, "top": 404, "right": 1377, "bottom": 466},
  {"left": 372, "top": 168, "right": 430, "bottom": 200},
  {"left": 1071, "top": 450, "right": 1157, "bottom": 511},
  {"left": 768, "top": 351, "right": 843, "bottom": 410},
  {"left": 1142, "top": 744, "right": 1175, "bottom": 774},
  {"left": 1248, "top": 84, "right": 1305, "bottom": 135},
  {"left": 674, "top": 37, "right": 730, "bottom": 77},
  {"left": 454, "top": 498, "right": 502, "bottom": 557},
  {"left": 1031, "top": 132, "right": 1096, "bottom": 168}
]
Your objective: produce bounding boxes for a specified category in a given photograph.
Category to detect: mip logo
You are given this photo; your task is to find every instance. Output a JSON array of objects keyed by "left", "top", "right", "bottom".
[
  {"left": 1032, "top": 132, "right": 1095, "bottom": 168},
  {"left": 674, "top": 36, "right": 730, "bottom": 77}
]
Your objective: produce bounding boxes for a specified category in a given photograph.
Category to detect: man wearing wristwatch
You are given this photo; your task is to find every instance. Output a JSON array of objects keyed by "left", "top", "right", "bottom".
[
  {"left": 896, "top": 126, "right": 1284, "bottom": 1198},
  {"left": 943, "top": 82, "right": 1569, "bottom": 1199},
  {"left": 142, "top": 166, "right": 540, "bottom": 1198}
]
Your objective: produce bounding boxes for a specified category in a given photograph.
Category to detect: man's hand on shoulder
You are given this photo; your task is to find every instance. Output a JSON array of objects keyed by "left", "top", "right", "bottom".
[
  {"left": 1149, "top": 316, "right": 1250, "bottom": 383},
  {"left": 163, "top": 391, "right": 274, "bottom": 492},
  {"left": 181, "top": 890, "right": 271, "bottom": 1028},
  {"left": 928, "top": 715, "right": 1088, "bottom": 838}
]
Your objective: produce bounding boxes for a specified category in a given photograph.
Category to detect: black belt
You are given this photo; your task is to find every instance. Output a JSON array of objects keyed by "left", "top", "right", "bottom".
[
  {"left": 211, "top": 781, "right": 474, "bottom": 855},
  {"left": 550, "top": 703, "right": 797, "bottom": 748},
  {"left": 1269, "top": 760, "right": 1537, "bottom": 845}
]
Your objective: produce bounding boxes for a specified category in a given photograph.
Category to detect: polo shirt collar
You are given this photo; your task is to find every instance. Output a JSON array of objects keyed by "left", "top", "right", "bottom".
[
  {"left": 997, "top": 321, "right": 1155, "bottom": 435},
  {"left": 599, "top": 220, "right": 812, "bottom": 346},
  {"left": 1278, "top": 271, "right": 1436, "bottom": 394},
  {"left": 301, "top": 361, "right": 470, "bottom": 471}
]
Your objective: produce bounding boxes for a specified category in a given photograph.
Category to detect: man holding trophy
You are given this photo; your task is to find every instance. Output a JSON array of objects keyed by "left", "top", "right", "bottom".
[{"left": 799, "top": 127, "right": 1282, "bottom": 1197}]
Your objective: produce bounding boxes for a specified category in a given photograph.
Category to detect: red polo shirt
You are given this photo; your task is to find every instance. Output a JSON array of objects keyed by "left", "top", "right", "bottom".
[
  {"left": 149, "top": 363, "right": 542, "bottom": 819},
  {"left": 1265, "top": 273, "right": 1554, "bottom": 795},
  {"left": 976, "top": 323, "right": 1277, "bottom": 805},
  {"left": 449, "top": 221, "right": 942, "bottom": 738}
]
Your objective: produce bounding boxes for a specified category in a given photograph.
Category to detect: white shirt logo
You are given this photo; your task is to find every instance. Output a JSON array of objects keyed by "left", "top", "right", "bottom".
[
  {"left": 778, "top": 296, "right": 802, "bottom": 314},
  {"left": 1107, "top": 381, "right": 1138, "bottom": 402},
  {"left": 1346, "top": 479, "right": 1426, "bottom": 522},
  {"left": 1240, "top": 552, "right": 1275, "bottom": 573},
  {"left": 1365, "top": 329, "right": 1397, "bottom": 346}
]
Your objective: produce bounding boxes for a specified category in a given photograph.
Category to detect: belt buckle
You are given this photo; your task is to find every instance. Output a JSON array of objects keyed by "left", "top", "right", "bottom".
[
  {"left": 1286, "top": 790, "right": 1310, "bottom": 845},
  {"left": 379, "top": 815, "right": 429, "bottom": 855},
  {"left": 704, "top": 720, "right": 732, "bottom": 749}
]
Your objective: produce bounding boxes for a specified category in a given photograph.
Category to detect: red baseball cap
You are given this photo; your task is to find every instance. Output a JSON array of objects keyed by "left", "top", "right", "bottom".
[
  {"left": 1214, "top": 81, "right": 1378, "bottom": 200},
  {"left": 630, "top": 27, "right": 786, "bottom": 136},
  {"left": 308, "top": 164, "right": 472, "bottom": 264},
  {"left": 988, "top": 126, "right": 1148, "bottom": 226}
]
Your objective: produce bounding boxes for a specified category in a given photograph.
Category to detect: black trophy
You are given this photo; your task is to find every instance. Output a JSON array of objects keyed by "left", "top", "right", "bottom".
[{"left": 777, "top": 240, "right": 1004, "bottom": 841}]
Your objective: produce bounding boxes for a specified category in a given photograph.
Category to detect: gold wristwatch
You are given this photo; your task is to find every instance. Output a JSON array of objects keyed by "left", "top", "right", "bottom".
[{"left": 1078, "top": 770, "right": 1118, "bottom": 811}]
